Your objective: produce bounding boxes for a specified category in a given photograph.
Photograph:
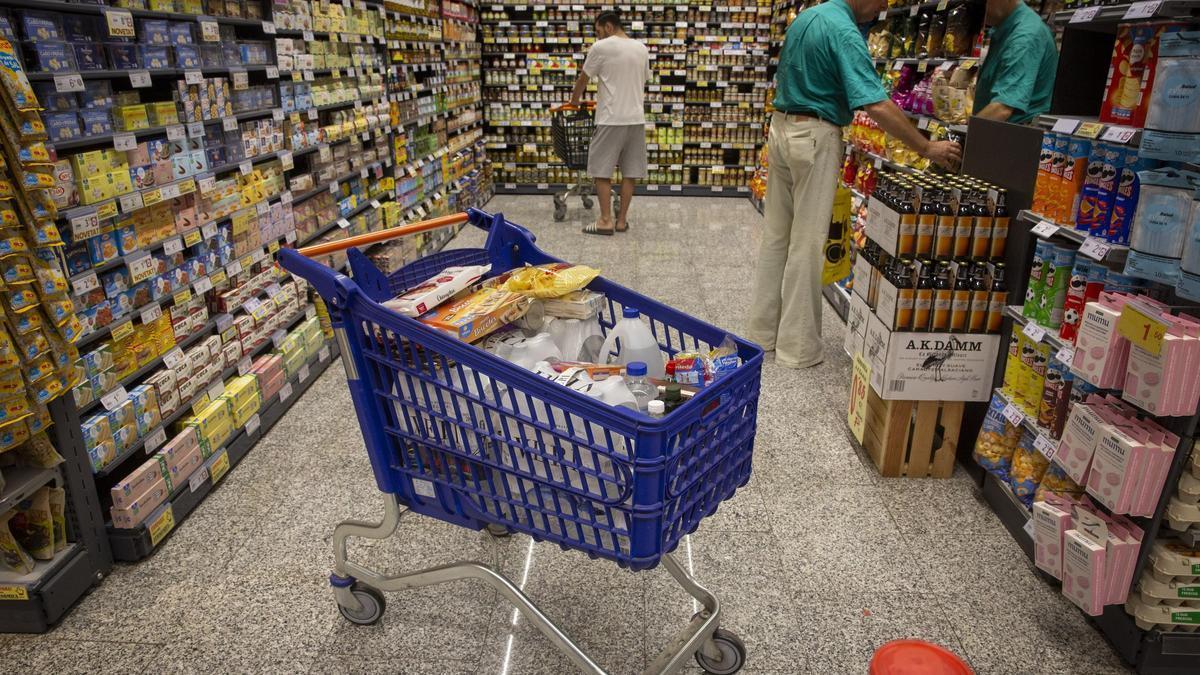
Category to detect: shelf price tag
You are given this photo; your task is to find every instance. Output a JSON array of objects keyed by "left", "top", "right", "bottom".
[
  {"left": 1076, "top": 122, "right": 1105, "bottom": 139},
  {"left": 299, "top": 364, "right": 310, "bottom": 383},
  {"left": 113, "top": 133, "right": 137, "bottom": 152},
  {"left": 100, "top": 385, "right": 130, "bottom": 412},
  {"left": 70, "top": 211, "right": 103, "bottom": 240},
  {"left": 185, "top": 70, "right": 204, "bottom": 85},
  {"left": 278, "top": 381, "right": 294, "bottom": 402},
  {"left": 1079, "top": 236, "right": 1111, "bottom": 261},
  {"left": 1117, "top": 303, "right": 1169, "bottom": 356},
  {"left": 1031, "top": 220, "right": 1059, "bottom": 238},
  {"left": 105, "top": 8, "right": 135, "bottom": 37},
  {"left": 144, "top": 426, "right": 167, "bottom": 454},
  {"left": 54, "top": 73, "right": 85, "bottom": 93},
  {"left": 189, "top": 467, "right": 209, "bottom": 492},
  {"left": 187, "top": 122, "right": 205, "bottom": 138},
  {"left": 1055, "top": 346, "right": 1076, "bottom": 367},
  {"left": 118, "top": 191, "right": 144, "bottom": 214},
  {"left": 163, "top": 347, "right": 187, "bottom": 370},
  {"left": 208, "top": 450, "right": 231, "bottom": 484},
  {"left": 1048, "top": 116, "right": 1080, "bottom": 134},
  {"left": 193, "top": 276, "right": 213, "bottom": 294},
  {"left": 128, "top": 70, "right": 152, "bottom": 88},
  {"left": 266, "top": 66, "right": 279, "bottom": 79},
  {"left": 1123, "top": 0, "right": 1162, "bottom": 19},
  {"left": 1034, "top": 433, "right": 1058, "bottom": 461},
  {"left": 231, "top": 70, "right": 249, "bottom": 91},
  {"left": 166, "top": 124, "right": 186, "bottom": 141},
  {"left": 245, "top": 413, "right": 261, "bottom": 436},
  {"left": 140, "top": 304, "right": 163, "bottom": 326},
  {"left": 223, "top": 117, "right": 238, "bottom": 132},
  {"left": 1101, "top": 125, "right": 1138, "bottom": 144},
  {"left": 1002, "top": 402, "right": 1025, "bottom": 426}
]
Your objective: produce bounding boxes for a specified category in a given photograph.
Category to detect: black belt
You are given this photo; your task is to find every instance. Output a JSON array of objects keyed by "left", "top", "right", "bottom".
[{"left": 778, "top": 109, "right": 827, "bottom": 123}]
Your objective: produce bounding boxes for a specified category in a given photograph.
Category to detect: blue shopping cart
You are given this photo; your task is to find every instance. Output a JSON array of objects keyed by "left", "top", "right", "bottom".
[{"left": 278, "top": 208, "right": 762, "bottom": 674}]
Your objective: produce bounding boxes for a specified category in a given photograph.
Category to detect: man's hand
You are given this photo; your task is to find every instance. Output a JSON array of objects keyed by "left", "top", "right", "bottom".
[
  {"left": 923, "top": 140, "right": 962, "bottom": 169},
  {"left": 568, "top": 96, "right": 582, "bottom": 109}
]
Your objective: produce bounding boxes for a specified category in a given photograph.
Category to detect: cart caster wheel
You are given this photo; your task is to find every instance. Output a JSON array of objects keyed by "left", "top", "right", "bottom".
[
  {"left": 581, "top": 196, "right": 594, "bottom": 209},
  {"left": 486, "top": 523, "right": 512, "bottom": 537},
  {"left": 695, "top": 628, "right": 746, "bottom": 675},
  {"left": 553, "top": 205, "right": 567, "bottom": 222},
  {"left": 337, "top": 583, "right": 386, "bottom": 626}
]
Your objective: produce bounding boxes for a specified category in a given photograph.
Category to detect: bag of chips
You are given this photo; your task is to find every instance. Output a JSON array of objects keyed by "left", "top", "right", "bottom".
[
  {"left": 499, "top": 263, "right": 601, "bottom": 299},
  {"left": 9, "top": 486, "right": 53, "bottom": 560},
  {"left": 48, "top": 487, "right": 65, "bottom": 553},
  {"left": 973, "top": 394, "right": 1018, "bottom": 480},
  {"left": 0, "top": 509, "right": 33, "bottom": 574},
  {"left": 1010, "top": 427, "right": 1050, "bottom": 506}
]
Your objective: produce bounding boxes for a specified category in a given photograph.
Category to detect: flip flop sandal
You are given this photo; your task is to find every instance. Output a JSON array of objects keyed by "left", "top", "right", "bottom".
[
  {"left": 615, "top": 222, "right": 631, "bottom": 233},
  {"left": 582, "top": 223, "right": 614, "bottom": 236}
]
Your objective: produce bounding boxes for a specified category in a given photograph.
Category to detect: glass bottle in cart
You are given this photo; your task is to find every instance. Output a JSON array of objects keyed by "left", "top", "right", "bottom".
[
  {"left": 625, "top": 361, "right": 657, "bottom": 412},
  {"left": 599, "top": 307, "right": 666, "bottom": 378}
]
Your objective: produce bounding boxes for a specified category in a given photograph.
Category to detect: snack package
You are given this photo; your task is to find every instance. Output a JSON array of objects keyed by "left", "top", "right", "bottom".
[
  {"left": 499, "top": 263, "right": 601, "bottom": 299},
  {"left": 0, "top": 509, "right": 33, "bottom": 574},
  {"left": 1035, "top": 462, "right": 1086, "bottom": 502},
  {"left": 10, "top": 486, "right": 53, "bottom": 560},
  {"left": 12, "top": 433, "right": 63, "bottom": 468},
  {"left": 383, "top": 264, "right": 490, "bottom": 317},
  {"left": 1010, "top": 427, "right": 1050, "bottom": 506},
  {"left": 418, "top": 287, "right": 532, "bottom": 343},
  {"left": 542, "top": 290, "right": 606, "bottom": 320},
  {"left": 47, "top": 487, "right": 65, "bottom": 552},
  {"left": 973, "top": 394, "right": 1020, "bottom": 479}
]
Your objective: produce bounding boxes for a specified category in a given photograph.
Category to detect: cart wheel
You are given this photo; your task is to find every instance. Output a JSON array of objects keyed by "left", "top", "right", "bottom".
[
  {"left": 612, "top": 195, "right": 621, "bottom": 216},
  {"left": 486, "top": 523, "right": 512, "bottom": 538},
  {"left": 581, "top": 196, "right": 594, "bottom": 209},
  {"left": 337, "top": 583, "right": 386, "bottom": 626},
  {"left": 553, "top": 204, "right": 567, "bottom": 221},
  {"left": 695, "top": 628, "right": 747, "bottom": 675}
]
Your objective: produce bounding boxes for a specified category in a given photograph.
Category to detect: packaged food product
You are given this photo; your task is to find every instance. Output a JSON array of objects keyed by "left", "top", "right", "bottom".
[
  {"left": 973, "top": 394, "right": 1020, "bottom": 479},
  {"left": 47, "top": 487, "right": 65, "bottom": 552},
  {"left": 499, "top": 263, "right": 601, "bottom": 299},
  {"left": 418, "top": 287, "right": 532, "bottom": 343},
  {"left": 1035, "top": 462, "right": 1085, "bottom": 502},
  {"left": 0, "top": 509, "right": 33, "bottom": 574},
  {"left": 1010, "top": 428, "right": 1051, "bottom": 506},
  {"left": 384, "top": 264, "right": 490, "bottom": 317},
  {"left": 9, "top": 486, "right": 53, "bottom": 560},
  {"left": 11, "top": 433, "right": 63, "bottom": 468}
]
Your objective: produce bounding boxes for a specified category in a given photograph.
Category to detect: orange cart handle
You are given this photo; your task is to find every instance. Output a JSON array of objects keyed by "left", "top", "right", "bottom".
[
  {"left": 298, "top": 212, "right": 469, "bottom": 257},
  {"left": 551, "top": 102, "right": 595, "bottom": 112}
]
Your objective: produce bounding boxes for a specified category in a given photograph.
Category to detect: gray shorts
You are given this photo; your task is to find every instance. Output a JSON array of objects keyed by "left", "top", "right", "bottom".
[{"left": 587, "top": 124, "right": 647, "bottom": 179}]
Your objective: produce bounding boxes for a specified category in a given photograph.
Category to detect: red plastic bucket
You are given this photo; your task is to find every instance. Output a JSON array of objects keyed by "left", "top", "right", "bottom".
[{"left": 869, "top": 639, "right": 974, "bottom": 675}]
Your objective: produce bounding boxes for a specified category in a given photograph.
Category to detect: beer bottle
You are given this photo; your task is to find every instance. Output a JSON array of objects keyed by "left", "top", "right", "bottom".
[
  {"left": 967, "top": 262, "right": 990, "bottom": 332},
  {"left": 913, "top": 259, "right": 934, "bottom": 331},
  {"left": 897, "top": 184, "right": 917, "bottom": 257},
  {"left": 895, "top": 258, "right": 915, "bottom": 330},
  {"left": 971, "top": 187, "right": 994, "bottom": 260},
  {"left": 953, "top": 186, "right": 974, "bottom": 259},
  {"left": 990, "top": 188, "right": 1010, "bottom": 259},
  {"left": 949, "top": 261, "right": 971, "bottom": 332},
  {"left": 931, "top": 260, "right": 953, "bottom": 331},
  {"left": 915, "top": 184, "right": 936, "bottom": 258},
  {"left": 987, "top": 262, "right": 1008, "bottom": 333},
  {"left": 933, "top": 182, "right": 956, "bottom": 260}
]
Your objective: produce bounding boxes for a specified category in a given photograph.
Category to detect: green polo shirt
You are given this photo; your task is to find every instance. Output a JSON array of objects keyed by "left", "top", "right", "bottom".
[
  {"left": 974, "top": 3, "right": 1058, "bottom": 124},
  {"left": 773, "top": 0, "right": 887, "bottom": 126}
]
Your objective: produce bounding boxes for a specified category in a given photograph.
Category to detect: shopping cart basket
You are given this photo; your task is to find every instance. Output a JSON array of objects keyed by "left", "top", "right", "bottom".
[
  {"left": 550, "top": 103, "right": 618, "bottom": 222},
  {"left": 279, "top": 208, "right": 762, "bottom": 674}
]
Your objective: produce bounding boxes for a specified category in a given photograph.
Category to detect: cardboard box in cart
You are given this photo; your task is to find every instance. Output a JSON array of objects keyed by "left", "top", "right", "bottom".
[{"left": 862, "top": 313, "right": 999, "bottom": 402}]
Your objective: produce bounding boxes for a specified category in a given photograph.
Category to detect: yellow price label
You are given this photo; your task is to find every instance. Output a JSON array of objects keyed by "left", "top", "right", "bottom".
[
  {"left": 0, "top": 585, "right": 29, "bottom": 601},
  {"left": 209, "top": 269, "right": 228, "bottom": 287},
  {"left": 148, "top": 504, "right": 175, "bottom": 547},
  {"left": 209, "top": 450, "right": 231, "bottom": 484},
  {"left": 847, "top": 354, "right": 871, "bottom": 443},
  {"left": 1117, "top": 304, "right": 1169, "bottom": 356},
  {"left": 221, "top": 326, "right": 239, "bottom": 343},
  {"left": 173, "top": 288, "right": 192, "bottom": 306},
  {"left": 183, "top": 229, "right": 203, "bottom": 247},
  {"left": 141, "top": 187, "right": 164, "bottom": 207},
  {"left": 177, "top": 178, "right": 196, "bottom": 195},
  {"left": 268, "top": 240, "right": 281, "bottom": 254},
  {"left": 110, "top": 319, "right": 135, "bottom": 342},
  {"left": 1076, "top": 122, "right": 1105, "bottom": 139},
  {"left": 97, "top": 201, "right": 120, "bottom": 220}
]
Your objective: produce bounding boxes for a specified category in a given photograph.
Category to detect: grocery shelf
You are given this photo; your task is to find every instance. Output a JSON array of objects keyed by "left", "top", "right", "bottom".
[
  {"left": 107, "top": 338, "right": 340, "bottom": 561},
  {"left": 823, "top": 282, "right": 850, "bottom": 322},
  {"left": 495, "top": 183, "right": 749, "bottom": 197},
  {"left": 979, "top": 472, "right": 1034, "bottom": 558},
  {"left": 885, "top": 0, "right": 970, "bottom": 17},
  {"left": 0, "top": 468, "right": 60, "bottom": 515},
  {"left": 0, "top": 0, "right": 265, "bottom": 25},
  {"left": 846, "top": 145, "right": 919, "bottom": 175},
  {"left": 1002, "top": 305, "right": 1070, "bottom": 353},
  {"left": 1014, "top": 209, "right": 1130, "bottom": 264},
  {"left": 1053, "top": 0, "right": 1200, "bottom": 25},
  {"left": 26, "top": 64, "right": 273, "bottom": 83}
]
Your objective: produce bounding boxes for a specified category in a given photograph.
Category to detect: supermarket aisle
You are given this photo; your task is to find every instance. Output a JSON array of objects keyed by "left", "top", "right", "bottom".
[{"left": 0, "top": 195, "right": 1130, "bottom": 674}]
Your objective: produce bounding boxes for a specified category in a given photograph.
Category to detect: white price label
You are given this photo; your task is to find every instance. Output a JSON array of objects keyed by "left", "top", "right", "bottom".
[
  {"left": 1034, "top": 434, "right": 1058, "bottom": 461},
  {"left": 185, "top": 70, "right": 204, "bottom": 85},
  {"left": 1032, "top": 220, "right": 1059, "bottom": 238},
  {"left": 307, "top": 107, "right": 318, "bottom": 121},
  {"left": 1056, "top": 347, "right": 1076, "bottom": 366},
  {"left": 189, "top": 467, "right": 209, "bottom": 492},
  {"left": 1022, "top": 321, "right": 1048, "bottom": 343},
  {"left": 337, "top": 218, "right": 351, "bottom": 229},
  {"left": 226, "top": 260, "right": 242, "bottom": 277},
  {"left": 129, "top": 70, "right": 152, "bottom": 88},
  {"left": 187, "top": 122, "right": 205, "bottom": 138},
  {"left": 369, "top": 199, "right": 381, "bottom": 209},
  {"left": 909, "top": 5, "right": 919, "bottom": 15},
  {"left": 1023, "top": 518, "right": 1036, "bottom": 539},
  {"left": 319, "top": 346, "right": 330, "bottom": 362},
  {"left": 329, "top": 182, "right": 339, "bottom": 195},
  {"left": 272, "top": 109, "right": 284, "bottom": 123},
  {"left": 101, "top": 385, "right": 130, "bottom": 412},
  {"left": 197, "top": 175, "right": 217, "bottom": 193},
  {"left": 266, "top": 66, "right": 279, "bottom": 79},
  {"left": 199, "top": 19, "right": 220, "bottom": 41},
  {"left": 118, "top": 191, "right": 144, "bottom": 213},
  {"left": 105, "top": 8, "right": 135, "bottom": 36},
  {"left": 239, "top": 161, "right": 253, "bottom": 176},
  {"left": 166, "top": 124, "right": 186, "bottom": 141},
  {"left": 1051, "top": 117, "right": 1080, "bottom": 134},
  {"left": 160, "top": 183, "right": 180, "bottom": 200},
  {"left": 1080, "top": 237, "right": 1111, "bottom": 261},
  {"left": 917, "top": 117, "right": 930, "bottom": 130},
  {"left": 207, "top": 381, "right": 224, "bottom": 402},
  {"left": 71, "top": 271, "right": 100, "bottom": 296},
  {"left": 1002, "top": 403, "right": 1025, "bottom": 426},
  {"left": 144, "top": 426, "right": 167, "bottom": 453},
  {"left": 262, "top": 21, "right": 276, "bottom": 34},
  {"left": 1124, "top": 0, "right": 1162, "bottom": 19},
  {"left": 280, "top": 191, "right": 293, "bottom": 205},
  {"left": 1101, "top": 125, "right": 1138, "bottom": 144},
  {"left": 201, "top": 222, "right": 219, "bottom": 240},
  {"left": 303, "top": 30, "right": 314, "bottom": 41},
  {"left": 113, "top": 133, "right": 137, "bottom": 152},
  {"left": 271, "top": 329, "right": 286, "bottom": 347},
  {"left": 1071, "top": 6, "right": 1100, "bottom": 22},
  {"left": 299, "top": 364, "right": 310, "bottom": 382},
  {"left": 305, "top": 305, "right": 316, "bottom": 321},
  {"left": 193, "top": 276, "right": 213, "bottom": 294},
  {"left": 223, "top": 117, "right": 238, "bottom": 132},
  {"left": 279, "top": 381, "right": 294, "bottom": 402},
  {"left": 52, "top": 72, "right": 85, "bottom": 93},
  {"left": 237, "top": 356, "right": 252, "bottom": 376},
  {"left": 245, "top": 413, "right": 261, "bottom": 436},
  {"left": 140, "top": 304, "right": 163, "bottom": 325},
  {"left": 70, "top": 211, "right": 103, "bottom": 240},
  {"left": 279, "top": 151, "right": 293, "bottom": 171},
  {"left": 163, "top": 347, "right": 187, "bottom": 370},
  {"left": 255, "top": 201, "right": 269, "bottom": 216}
]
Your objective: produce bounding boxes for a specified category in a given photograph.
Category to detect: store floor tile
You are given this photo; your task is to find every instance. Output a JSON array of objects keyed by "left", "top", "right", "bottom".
[{"left": 0, "top": 195, "right": 1132, "bottom": 674}]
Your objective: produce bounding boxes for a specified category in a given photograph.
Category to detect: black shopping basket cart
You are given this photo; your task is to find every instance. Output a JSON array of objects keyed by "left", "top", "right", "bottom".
[
  {"left": 550, "top": 103, "right": 619, "bottom": 222},
  {"left": 278, "top": 208, "right": 763, "bottom": 674}
]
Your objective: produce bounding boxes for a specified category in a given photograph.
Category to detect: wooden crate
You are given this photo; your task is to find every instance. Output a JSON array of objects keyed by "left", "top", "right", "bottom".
[{"left": 861, "top": 389, "right": 963, "bottom": 478}]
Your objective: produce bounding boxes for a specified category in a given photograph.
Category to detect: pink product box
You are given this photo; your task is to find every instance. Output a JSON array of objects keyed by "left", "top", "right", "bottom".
[
  {"left": 258, "top": 370, "right": 285, "bottom": 400},
  {"left": 1085, "top": 421, "right": 1145, "bottom": 513},
  {"left": 166, "top": 444, "right": 204, "bottom": 486},
  {"left": 1072, "top": 294, "right": 1130, "bottom": 389},
  {"left": 1123, "top": 313, "right": 1199, "bottom": 416},
  {"left": 111, "top": 456, "right": 169, "bottom": 509},
  {"left": 1057, "top": 403, "right": 1104, "bottom": 485},
  {"left": 1062, "top": 528, "right": 1108, "bottom": 616},
  {"left": 157, "top": 427, "right": 198, "bottom": 469},
  {"left": 1033, "top": 501, "right": 1073, "bottom": 580},
  {"left": 251, "top": 354, "right": 282, "bottom": 378},
  {"left": 110, "top": 474, "right": 170, "bottom": 529}
]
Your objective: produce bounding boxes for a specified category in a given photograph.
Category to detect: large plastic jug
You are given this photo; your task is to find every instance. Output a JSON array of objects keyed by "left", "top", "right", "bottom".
[{"left": 598, "top": 307, "right": 665, "bottom": 378}]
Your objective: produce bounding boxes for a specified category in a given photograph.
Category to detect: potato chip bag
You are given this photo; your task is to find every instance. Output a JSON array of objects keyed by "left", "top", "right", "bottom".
[
  {"left": 10, "top": 487, "right": 54, "bottom": 560},
  {"left": 500, "top": 263, "right": 601, "bottom": 299},
  {"left": 1010, "top": 427, "right": 1050, "bottom": 506},
  {"left": 0, "top": 510, "right": 34, "bottom": 574},
  {"left": 12, "top": 433, "right": 62, "bottom": 468},
  {"left": 973, "top": 394, "right": 1017, "bottom": 480},
  {"left": 48, "top": 487, "right": 65, "bottom": 552}
]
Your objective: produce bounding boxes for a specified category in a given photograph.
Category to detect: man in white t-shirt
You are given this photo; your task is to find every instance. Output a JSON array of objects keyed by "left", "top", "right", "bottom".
[{"left": 569, "top": 11, "right": 651, "bottom": 236}]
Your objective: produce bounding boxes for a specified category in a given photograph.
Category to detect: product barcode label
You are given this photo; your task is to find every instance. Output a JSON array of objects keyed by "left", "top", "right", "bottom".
[
  {"left": 887, "top": 379, "right": 906, "bottom": 393},
  {"left": 412, "top": 479, "right": 437, "bottom": 498}
]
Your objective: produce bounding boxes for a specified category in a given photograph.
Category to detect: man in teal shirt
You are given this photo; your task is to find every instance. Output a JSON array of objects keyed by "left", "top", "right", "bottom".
[
  {"left": 974, "top": 0, "right": 1059, "bottom": 123},
  {"left": 750, "top": 0, "right": 961, "bottom": 368}
]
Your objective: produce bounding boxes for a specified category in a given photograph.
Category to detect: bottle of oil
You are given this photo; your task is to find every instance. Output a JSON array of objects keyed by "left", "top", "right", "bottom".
[
  {"left": 990, "top": 188, "right": 1010, "bottom": 259},
  {"left": 949, "top": 261, "right": 971, "bottom": 332},
  {"left": 894, "top": 258, "right": 915, "bottom": 329},
  {"left": 913, "top": 259, "right": 934, "bottom": 331},
  {"left": 967, "top": 261, "right": 990, "bottom": 332},
  {"left": 931, "top": 260, "right": 953, "bottom": 331},
  {"left": 986, "top": 262, "right": 1008, "bottom": 333},
  {"left": 915, "top": 184, "right": 936, "bottom": 258}
]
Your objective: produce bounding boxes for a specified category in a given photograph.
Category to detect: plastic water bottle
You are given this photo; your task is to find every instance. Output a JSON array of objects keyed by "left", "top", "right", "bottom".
[
  {"left": 598, "top": 307, "right": 665, "bottom": 378},
  {"left": 647, "top": 400, "right": 665, "bottom": 418},
  {"left": 625, "top": 362, "right": 657, "bottom": 412}
]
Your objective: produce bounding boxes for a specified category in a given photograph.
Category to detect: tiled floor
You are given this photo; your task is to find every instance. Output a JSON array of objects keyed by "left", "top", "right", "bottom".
[{"left": 0, "top": 196, "right": 1133, "bottom": 674}]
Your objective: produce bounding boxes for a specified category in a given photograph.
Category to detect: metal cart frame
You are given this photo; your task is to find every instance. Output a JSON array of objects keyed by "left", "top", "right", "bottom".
[{"left": 550, "top": 103, "right": 620, "bottom": 222}]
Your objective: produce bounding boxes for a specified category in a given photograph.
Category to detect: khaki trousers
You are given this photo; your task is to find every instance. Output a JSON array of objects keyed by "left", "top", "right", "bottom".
[{"left": 748, "top": 112, "right": 843, "bottom": 367}]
